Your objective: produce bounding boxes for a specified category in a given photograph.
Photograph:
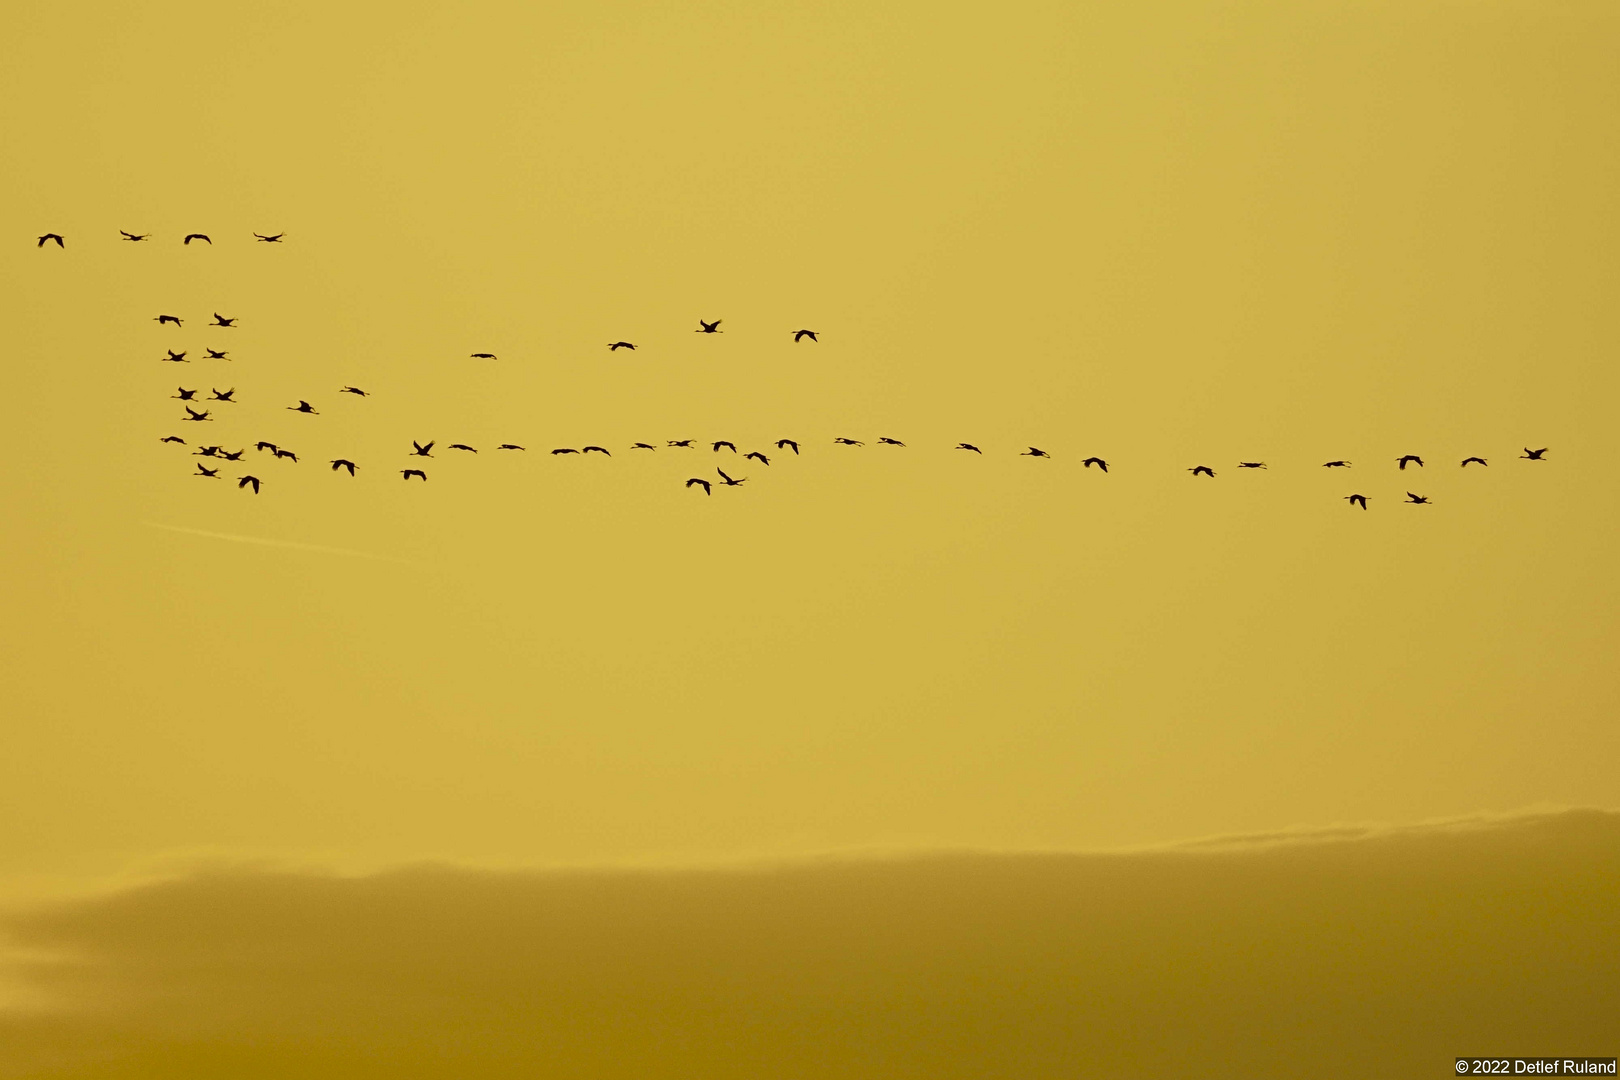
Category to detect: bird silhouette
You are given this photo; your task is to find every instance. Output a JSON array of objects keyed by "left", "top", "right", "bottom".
[
  {"left": 1322, "top": 460, "right": 1351, "bottom": 468},
  {"left": 160, "top": 436, "right": 185, "bottom": 444},
  {"left": 878, "top": 437, "right": 906, "bottom": 447},
  {"left": 686, "top": 478, "right": 711, "bottom": 494},
  {"left": 582, "top": 446, "right": 611, "bottom": 455},
  {"left": 668, "top": 440, "right": 695, "bottom": 448},
  {"left": 161, "top": 349, "right": 187, "bottom": 363},
  {"left": 195, "top": 464, "right": 220, "bottom": 477},
  {"left": 449, "top": 444, "right": 477, "bottom": 453},
  {"left": 497, "top": 444, "right": 525, "bottom": 451},
  {"left": 204, "top": 349, "right": 229, "bottom": 360},
  {"left": 696, "top": 319, "right": 722, "bottom": 333},
  {"left": 173, "top": 387, "right": 198, "bottom": 400},
  {"left": 288, "top": 400, "right": 317, "bottom": 414},
  {"left": 183, "top": 407, "right": 212, "bottom": 422},
  {"left": 716, "top": 468, "right": 746, "bottom": 486},
  {"left": 1397, "top": 455, "right": 1423, "bottom": 470},
  {"left": 470, "top": 353, "right": 496, "bottom": 359},
  {"left": 194, "top": 446, "right": 221, "bottom": 457},
  {"left": 210, "top": 313, "right": 236, "bottom": 327},
  {"left": 956, "top": 443, "right": 982, "bottom": 453},
  {"left": 1082, "top": 457, "right": 1108, "bottom": 472},
  {"left": 777, "top": 439, "right": 800, "bottom": 454},
  {"left": 340, "top": 386, "right": 367, "bottom": 396},
  {"left": 1461, "top": 456, "right": 1488, "bottom": 467},
  {"left": 713, "top": 441, "right": 737, "bottom": 453},
  {"left": 36, "top": 233, "right": 64, "bottom": 248},
  {"left": 273, "top": 449, "right": 298, "bottom": 462},
  {"left": 607, "top": 342, "right": 636, "bottom": 351},
  {"left": 793, "top": 329, "right": 818, "bottom": 342},
  {"left": 745, "top": 451, "right": 770, "bottom": 465},
  {"left": 253, "top": 233, "right": 284, "bottom": 242},
  {"left": 209, "top": 388, "right": 235, "bottom": 402},
  {"left": 155, "top": 314, "right": 183, "bottom": 327},
  {"left": 184, "top": 234, "right": 211, "bottom": 245},
  {"left": 1405, "top": 492, "right": 1430, "bottom": 504},
  {"left": 402, "top": 469, "right": 427, "bottom": 480},
  {"left": 1022, "top": 447, "right": 1049, "bottom": 458},
  {"left": 1189, "top": 465, "right": 1214, "bottom": 477},
  {"left": 238, "top": 475, "right": 261, "bottom": 493},
  {"left": 632, "top": 443, "right": 657, "bottom": 451},
  {"left": 1522, "top": 447, "right": 1548, "bottom": 460},
  {"left": 1346, "top": 494, "right": 1368, "bottom": 509},
  {"left": 220, "top": 449, "right": 244, "bottom": 461},
  {"left": 551, "top": 448, "right": 579, "bottom": 455},
  {"left": 255, "top": 441, "right": 278, "bottom": 453},
  {"left": 331, "top": 459, "right": 357, "bottom": 475},
  {"left": 1237, "top": 461, "right": 1267, "bottom": 469},
  {"left": 411, "top": 441, "right": 433, "bottom": 457},
  {"left": 834, "top": 437, "right": 863, "bottom": 446},
  {"left": 120, "top": 231, "right": 150, "bottom": 241}
]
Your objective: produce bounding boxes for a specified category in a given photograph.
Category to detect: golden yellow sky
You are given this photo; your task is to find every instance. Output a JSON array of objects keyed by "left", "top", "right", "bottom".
[{"left": 1, "top": 0, "right": 1618, "bottom": 1071}]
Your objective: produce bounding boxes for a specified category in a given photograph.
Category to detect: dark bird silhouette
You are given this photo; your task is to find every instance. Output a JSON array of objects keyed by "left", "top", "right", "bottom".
[
  {"left": 582, "top": 446, "right": 611, "bottom": 455},
  {"left": 696, "top": 319, "right": 722, "bottom": 333},
  {"left": 210, "top": 313, "right": 236, "bottom": 327},
  {"left": 204, "top": 349, "right": 230, "bottom": 360},
  {"left": 632, "top": 443, "right": 656, "bottom": 451},
  {"left": 1237, "top": 461, "right": 1267, "bottom": 469},
  {"left": 1322, "top": 460, "right": 1351, "bottom": 468},
  {"left": 497, "top": 444, "right": 525, "bottom": 451},
  {"left": 793, "top": 329, "right": 818, "bottom": 342},
  {"left": 1522, "top": 447, "right": 1548, "bottom": 460},
  {"left": 209, "top": 388, "right": 235, "bottom": 402},
  {"left": 220, "top": 449, "right": 244, "bottom": 461},
  {"left": 1082, "top": 457, "right": 1108, "bottom": 472},
  {"left": 411, "top": 441, "right": 434, "bottom": 457},
  {"left": 238, "top": 475, "right": 261, "bottom": 493},
  {"left": 173, "top": 387, "right": 198, "bottom": 400},
  {"left": 255, "top": 441, "right": 278, "bottom": 453},
  {"left": 120, "top": 231, "right": 150, "bottom": 241},
  {"left": 331, "top": 459, "right": 357, "bottom": 475},
  {"left": 1346, "top": 494, "right": 1368, "bottom": 509},
  {"left": 159, "top": 436, "right": 185, "bottom": 444},
  {"left": 1189, "top": 465, "right": 1215, "bottom": 477},
  {"left": 402, "top": 469, "right": 427, "bottom": 481},
  {"left": 340, "top": 386, "right": 367, "bottom": 396},
  {"left": 745, "top": 451, "right": 770, "bottom": 465},
  {"left": 1461, "top": 456, "right": 1488, "bottom": 467},
  {"left": 878, "top": 437, "right": 906, "bottom": 447},
  {"left": 253, "top": 233, "right": 284, "bottom": 242},
  {"left": 37, "top": 233, "right": 64, "bottom": 248},
  {"left": 195, "top": 464, "right": 220, "bottom": 477},
  {"left": 956, "top": 443, "right": 982, "bottom": 453},
  {"left": 834, "top": 437, "right": 863, "bottom": 446},
  {"left": 161, "top": 349, "right": 188, "bottom": 363},
  {"left": 194, "top": 446, "right": 221, "bottom": 457},
  {"left": 1405, "top": 492, "right": 1430, "bottom": 504},
  {"left": 449, "top": 444, "right": 477, "bottom": 453},
  {"left": 183, "top": 407, "right": 212, "bottom": 422},
  {"left": 470, "top": 353, "right": 496, "bottom": 359},
  {"left": 184, "top": 234, "right": 211, "bottom": 245},
  {"left": 551, "top": 448, "right": 579, "bottom": 455},
  {"left": 716, "top": 468, "right": 745, "bottom": 486},
  {"left": 273, "top": 449, "right": 298, "bottom": 462},
  {"left": 713, "top": 441, "right": 737, "bottom": 453},
  {"left": 155, "top": 314, "right": 183, "bottom": 327},
  {"left": 288, "top": 400, "right": 317, "bottom": 414},
  {"left": 777, "top": 439, "right": 800, "bottom": 454},
  {"left": 1397, "top": 455, "right": 1423, "bottom": 470},
  {"left": 686, "top": 478, "right": 711, "bottom": 494},
  {"left": 668, "top": 440, "right": 696, "bottom": 448},
  {"left": 607, "top": 342, "right": 636, "bottom": 351},
  {"left": 1022, "top": 447, "right": 1049, "bottom": 458}
]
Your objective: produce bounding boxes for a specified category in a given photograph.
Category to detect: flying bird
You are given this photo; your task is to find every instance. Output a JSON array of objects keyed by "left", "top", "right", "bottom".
[
  {"left": 1397, "top": 455, "right": 1423, "bottom": 470},
  {"left": 1345, "top": 494, "right": 1368, "bottom": 509},
  {"left": 1189, "top": 465, "right": 1214, "bottom": 477},
  {"left": 956, "top": 443, "right": 982, "bottom": 453},
  {"left": 209, "top": 388, "right": 235, "bottom": 402},
  {"left": 184, "top": 234, "right": 211, "bottom": 245},
  {"left": 195, "top": 464, "right": 220, "bottom": 477},
  {"left": 287, "top": 400, "right": 317, "bottom": 414},
  {"left": 193, "top": 446, "right": 221, "bottom": 457},
  {"left": 793, "top": 330, "right": 818, "bottom": 342},
  {"left": 1460, "top": 456, "right": 1488, "bottom": 467},
  {"left": 696, "top": 319, "right": 722, "bottom": 333},
  {"left": 551, "top": 448, "right": 579, "bottom": 455},
  {"left": 238, "top": 475, "right": 261, "bottom": 493},
  {"left": 1022, "top": 447, "right": 1049, "bottom": 458},
  {"left": 1082, "top": 457, "right": 1108, "bottom": 472},
  {"left": 255, "top": 441, "right": 278, "bottom": 453},
  {"left": 470, "top": 352, "right": 496, "bottom": 359},
  {"left": 183, "top": 407, "right": 211, "bottom": 422},
  {"left": 155, "top": 314, "right": 183, "bottom": 327},
  {"left": 210, "top": 313, "right": 236, "bottom": 327},
  {"left": 668, "top": 439, "right": 695, "bottom": 448},
  {"left": 1522, "top": 447, "right": 1548, "bottom": 460},
  {"left": 777, "top": 439, "right": 800, "bottom": 454},
  {"left": 607, "top": 342, "right": 636, "bottom": 351},
  {"left": 1405, "top": 492, "right": 1430, "bottom": 504},
  {"left": 161, "top": 350, "right": 187, "bottom": 362},
  {"left": 834, "top": 437, "right": 863, "bottom": 446},
  {"left": 1322, "top": 460, "right": 1351, "bottom": 468},
  {"left": 497, "top": 444, "right": 525, "bottom": 451},
  {"left": 253, "top": 233, "right": 284, "bottom": 242},
  {"left": 411, "top": 441, "right": 434, "bottom": 457},
  {"left": 582, "top": 446, "right": 611, "bottom": 455},
  {"left": 448, "top": 444, "right": 477, "bottom": 452},
  {"left": 1237, "top": 461, "right": 1267, "bottom": 469},
  {"left": 120, "top": 231, "right": 150, "bottom": 241},
  {"left": 402, "top": 469, "right": 427, "bottom": 481},
  {"left": 220, "top": 449, "right": 244, "bottom": 461},
  {"left": 686, "top": 478, "right": 711, "bottom": 494},
  {"left": 878, "top": 438, "right": 906, "bottom": 447},
  {"left": 340, "top": 386, "right": 367, "bottom": 396},
  {"left": 160, "top": 436, "right": 186, "bottom": 444},
  {"left": 204, "top": 349, "right": 229, "bottom": 360},
  {"left": 173, "top": 387, "right": 198, "bottom": 400},
  {"left": 37, "top": 233, "right": 64, "bottom": 248},
  {"left": 716, "top": 468, "right": 745, "bottom": 486},
  {"left": 631, "top": 443, "right": 656, "bottom": 451},
  {"left": 273, "top": 449, "right": 298, "bottom": 462},
  {"left": 331, "top": 459, "right": 357, "bottom": 475},
  {"left": 745, "top": 451, "right": 770, "bottom": 465},
  {"left": 713, "top": 441, "right": 737, "bottom": 453}
]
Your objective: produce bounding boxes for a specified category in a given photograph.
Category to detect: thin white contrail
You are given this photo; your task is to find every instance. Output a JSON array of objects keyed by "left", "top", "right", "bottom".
[{"left": 141, "top": 522, "right": 420, "bottom": 566}]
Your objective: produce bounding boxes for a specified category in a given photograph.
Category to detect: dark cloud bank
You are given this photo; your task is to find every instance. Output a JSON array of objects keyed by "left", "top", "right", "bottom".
[{"left": 2, "top": 809, "right": 1616, "bottom": 1079}]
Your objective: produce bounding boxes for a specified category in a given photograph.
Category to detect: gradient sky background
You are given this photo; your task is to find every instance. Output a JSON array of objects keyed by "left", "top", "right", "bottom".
[{"left": 1, "top": 0, "right": 1617, "bottom": 1072}]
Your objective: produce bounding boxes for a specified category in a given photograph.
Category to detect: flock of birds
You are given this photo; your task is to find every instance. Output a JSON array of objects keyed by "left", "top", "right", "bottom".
[{"left": 40, "top": 229, "right": 1552, "bottom": 505}]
